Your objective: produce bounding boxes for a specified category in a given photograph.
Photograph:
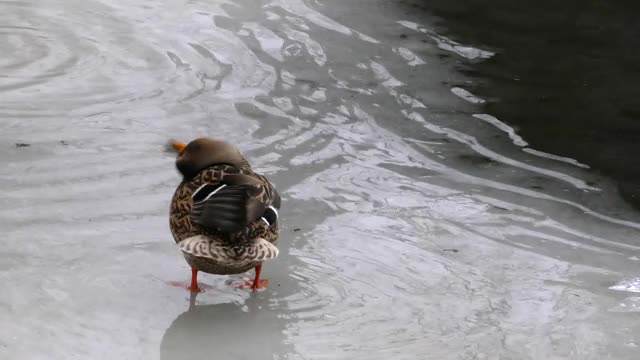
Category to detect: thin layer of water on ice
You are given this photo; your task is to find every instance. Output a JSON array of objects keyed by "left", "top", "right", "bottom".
[{"left": 1, "top": 0, "right": 640, "bottom": 359}]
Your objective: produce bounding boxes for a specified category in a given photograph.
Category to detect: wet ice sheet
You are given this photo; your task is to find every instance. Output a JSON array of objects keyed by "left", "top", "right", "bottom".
[
  {"left": 1, "top": 0, "right": 640, "bottom": 359},
  {"left": 610, "top": 278, "right": 640, "bottom": 293},
  {"left": 451, "top": 86, "right": 485, "bottom": 104},
  {"left": 610, "top": 298, "right": 640, "bottom": 313},
  {"left": 397, "top": 20, "right": 494, "bottom": 60},
  {"left": 472, "top": 113, "right": 527, "bottom": 147}
]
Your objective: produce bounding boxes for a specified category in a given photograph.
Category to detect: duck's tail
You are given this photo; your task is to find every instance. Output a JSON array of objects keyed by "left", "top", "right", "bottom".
[{"left": 178, "top": 235, "right": 279, "bottom": 268}]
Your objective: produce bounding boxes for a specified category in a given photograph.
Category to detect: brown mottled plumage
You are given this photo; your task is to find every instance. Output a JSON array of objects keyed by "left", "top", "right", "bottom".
[{"left": 168, "top": 138, "right": 281, "bottom": 291}]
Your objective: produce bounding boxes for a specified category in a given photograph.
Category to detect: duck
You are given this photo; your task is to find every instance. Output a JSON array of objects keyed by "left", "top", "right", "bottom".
[{"left": 168, "top": 138, "right": 281, "bottom": 292}]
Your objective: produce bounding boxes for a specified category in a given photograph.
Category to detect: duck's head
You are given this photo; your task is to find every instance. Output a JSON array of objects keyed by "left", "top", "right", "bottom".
[{"left": 169, "top": 138, "right": 248, "bottom": 179}]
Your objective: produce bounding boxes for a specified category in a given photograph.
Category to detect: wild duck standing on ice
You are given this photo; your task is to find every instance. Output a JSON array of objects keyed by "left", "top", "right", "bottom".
[{"left": 168, "top": 138, "right": 281, "bottom": 292}]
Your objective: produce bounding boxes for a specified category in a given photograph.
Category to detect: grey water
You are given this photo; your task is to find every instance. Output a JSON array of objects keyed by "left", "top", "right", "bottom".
[{"left": 1, "top": 0, "right": 639, "bottom": 359}]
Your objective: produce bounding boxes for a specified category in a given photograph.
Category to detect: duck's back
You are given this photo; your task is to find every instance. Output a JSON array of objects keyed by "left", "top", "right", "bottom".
[{"left": 169, "top": 164, "right": 280, "bottom": 274}]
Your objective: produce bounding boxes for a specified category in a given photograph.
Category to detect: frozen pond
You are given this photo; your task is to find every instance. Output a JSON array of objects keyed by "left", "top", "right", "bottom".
[{"left": 1, "top": 0, "right": 639, "bottom": 359}]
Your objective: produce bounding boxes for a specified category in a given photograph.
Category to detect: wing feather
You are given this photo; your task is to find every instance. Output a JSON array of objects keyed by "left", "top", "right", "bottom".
[{"left": 191, "top": 172, "right": 276, "bottom": 233}]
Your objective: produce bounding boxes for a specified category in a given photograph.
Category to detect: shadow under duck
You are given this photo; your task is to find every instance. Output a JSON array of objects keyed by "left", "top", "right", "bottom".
[{"left": 168, "top": 138, "right": 281, "bottom": 292}]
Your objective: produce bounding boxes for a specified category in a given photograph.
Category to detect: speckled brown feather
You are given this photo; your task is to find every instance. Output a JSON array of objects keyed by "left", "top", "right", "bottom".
[{"left": 169, "top": 161, "right": 280, "bottom": 275}]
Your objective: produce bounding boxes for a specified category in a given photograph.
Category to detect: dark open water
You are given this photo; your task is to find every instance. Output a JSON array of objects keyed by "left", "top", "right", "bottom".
[{"left": 398, "top": 0, "right": 640, "bottom": 209}]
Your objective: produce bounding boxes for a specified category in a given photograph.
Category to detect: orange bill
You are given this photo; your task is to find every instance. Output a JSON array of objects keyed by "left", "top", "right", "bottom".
[{"left": 169, "top": 140, "right": 186, "bottom": 153}]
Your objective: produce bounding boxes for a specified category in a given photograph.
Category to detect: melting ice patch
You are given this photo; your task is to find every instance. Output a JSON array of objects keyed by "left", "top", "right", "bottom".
[
  {"left": 269, "top": 0, "right": 352, "bottom": 35},
  {"left": 241, "top": 23, "right": 284, "bottom": 61},
  {"left": 356, "top": 31, "right": 379, "bottom": 44},
  {"left": 322, "top": 112, "right": 349, "bottom": 125},
  {"left": 280, "top": 70, "right": 296, "bottom": 90},
  {"left": 404, "top": 111, "right": 599, "bottom": 191},
  {"left": 282, "top": 25, "right": 327, "bottom": 66},
  {"left": 451, "top": 87, "right": 485, "bottom": 104},
  {"left": 523, "top": 148, "right": 590, "bottom": 169},
  {"left": 285, "top": 15, "right": 310, "bottom": 31},
  {"left": 399, "top": 94, "right": 426, "bottom": 108},
  {"left": 273, "top": 97, "right": 294, "bottom": 112},
  {"left": 301, "top": 88, "right": 327, "bottom": 103},
  {"left": 397, "top": 20, "right": 422, "bottom": 32},
  {"left": 472, "top": 113, "right": 528, "bottom": 147},
  {"left": 265, "top": 11, "right": 280, "bottom": 21},
  {"left": 609, "top": 297, "right": 640, "bottom": 313},
  {"left": 610, "top": 278, "right": 640, "bottom": 293},
  {"left": 370, "top": 61, "right": 403, "bottom": 88},
  {"left": 300, "top": 106, "right": 318, "bottom": 116},
  {"left": 393, "top": 47, "right": 425, "bottom": 66},
  {"left": 431, "top": 34, "right": 494, "bottom": 60},
  {"left": 397, "top": 20, "right": 494, "bottom": 60}
]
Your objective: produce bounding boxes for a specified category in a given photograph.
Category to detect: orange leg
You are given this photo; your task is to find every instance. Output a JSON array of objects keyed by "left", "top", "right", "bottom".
[
  {"left": 251, "top": 264, "right": 263, "bottom": 291},
  {"left": 167, "top": 267, "right": 205, "bottom": 292},
  {"left": 188, "top": 267, "right": 203, "bottom": 293},
  {"left": 247, "top": 264, "right": 269, "bottom": 291},
  {"left": 237, "top": 264, "right": 269, "bottom": 291}
]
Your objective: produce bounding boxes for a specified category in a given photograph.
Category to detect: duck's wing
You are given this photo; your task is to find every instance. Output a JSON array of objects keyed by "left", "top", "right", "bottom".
[{"left": 191, "top": 173, "right": 279, "bottom": 233}]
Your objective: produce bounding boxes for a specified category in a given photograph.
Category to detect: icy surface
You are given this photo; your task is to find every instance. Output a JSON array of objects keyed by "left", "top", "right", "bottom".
[
  {"left": 1, "top": 0, "right": 640, "bottom": 359},
  {"left": 610, "top": 278, "right": 640, "bottom": 293}
]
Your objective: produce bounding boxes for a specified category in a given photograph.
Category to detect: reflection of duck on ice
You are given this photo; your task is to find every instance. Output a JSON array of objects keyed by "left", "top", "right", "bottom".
[
  {"left": 168, "top": 138, "right": 282, "bottom": 292},
  {"left": 160, "top": 293, "right": 286, "bottom": 360}
]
